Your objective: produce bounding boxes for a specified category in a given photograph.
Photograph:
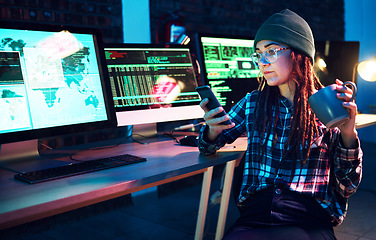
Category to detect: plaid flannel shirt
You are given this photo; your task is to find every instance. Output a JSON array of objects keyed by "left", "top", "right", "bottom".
[{"left": 198, "top": 90, "right": 363, "bottom": 226}]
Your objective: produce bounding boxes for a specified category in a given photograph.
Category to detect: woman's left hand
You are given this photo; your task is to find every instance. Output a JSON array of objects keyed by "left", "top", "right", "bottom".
[{"left": 335, "top": 79, "right": 358, "bottom": 148}]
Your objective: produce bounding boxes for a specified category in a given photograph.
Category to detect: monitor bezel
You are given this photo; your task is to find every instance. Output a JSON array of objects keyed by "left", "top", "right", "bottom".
[{"left": 0, "top": 20, "right": 117, "bottom": 145}]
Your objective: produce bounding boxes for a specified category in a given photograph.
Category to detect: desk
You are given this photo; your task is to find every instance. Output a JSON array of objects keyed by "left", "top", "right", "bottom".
[
  {"left": 0, "top": 135, "right": 247, "bottom": 239},
  {"left": 356, "top": 113, "right": 376, "bottom": 129}
]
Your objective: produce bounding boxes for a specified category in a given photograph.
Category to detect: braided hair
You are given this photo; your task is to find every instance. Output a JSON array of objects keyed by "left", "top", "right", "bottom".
[{"left": 253, "top": 50, "right": 323, "bottom": 165}]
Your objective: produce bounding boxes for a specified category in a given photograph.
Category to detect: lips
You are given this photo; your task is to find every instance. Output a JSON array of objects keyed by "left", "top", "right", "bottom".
[{"left": 263, "top": 71, "right": 273, "bottom": 76}]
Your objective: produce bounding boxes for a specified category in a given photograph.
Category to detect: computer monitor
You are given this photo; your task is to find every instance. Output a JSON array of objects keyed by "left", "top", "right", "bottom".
[
  {"left": 103, "top": 44, "right": 203, "bottom": 133},
  {"left": 314, "top": 41, "right": 360, "bottom": 86},
  {"left": 0, "top": 21, "right": 117, "bottom": 163},
  {"left": 194, "top": 33, "right": 260, "bottom": 111}
]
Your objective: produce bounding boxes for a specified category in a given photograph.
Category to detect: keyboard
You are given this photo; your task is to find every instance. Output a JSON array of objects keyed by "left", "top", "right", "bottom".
[{"left": 14, "top": 154, "right": 147, "bottom": 184}]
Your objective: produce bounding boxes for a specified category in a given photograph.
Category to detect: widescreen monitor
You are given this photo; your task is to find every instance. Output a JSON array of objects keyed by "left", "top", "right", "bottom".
[
  {"left": 0, "top": 21, "right": 116, "bottom": 160},
  {"left": 195, "top": 33, "right": 260, "bottom": 112},
  {"left": 104, "top": 44, "right": 203, "bottom": 129}
]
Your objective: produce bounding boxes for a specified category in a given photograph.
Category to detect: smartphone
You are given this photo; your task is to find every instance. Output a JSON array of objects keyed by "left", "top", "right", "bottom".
[{"left": 196, "top": 85, "right": 232, "bottom": 125}]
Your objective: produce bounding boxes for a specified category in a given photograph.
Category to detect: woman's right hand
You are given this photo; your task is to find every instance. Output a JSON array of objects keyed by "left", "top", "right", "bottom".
[{"left": 200, "top": 98, "right": 235, "bottom": 142}]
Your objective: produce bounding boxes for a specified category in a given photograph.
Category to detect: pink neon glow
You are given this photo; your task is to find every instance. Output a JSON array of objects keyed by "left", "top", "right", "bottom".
[
  {"left": 35, "top": 31, "right": 82, "bottom": 60},
  {"left": 151, "top": 76, "right": 183, "bottom": 104}
]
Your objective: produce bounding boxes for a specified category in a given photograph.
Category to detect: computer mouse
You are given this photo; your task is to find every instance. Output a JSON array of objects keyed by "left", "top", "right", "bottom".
[{"left": 179, "top": 135, "right": 198, "bottom": 147}]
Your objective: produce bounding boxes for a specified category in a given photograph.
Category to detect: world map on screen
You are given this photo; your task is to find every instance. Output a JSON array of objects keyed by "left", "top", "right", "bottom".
[{"left": 0, "top": 31, "right": 107, "bottom": 133}]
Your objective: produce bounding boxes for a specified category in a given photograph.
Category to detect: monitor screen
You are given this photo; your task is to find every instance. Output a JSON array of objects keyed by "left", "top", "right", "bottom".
[
  {"left": 104, "top": 44, "right": 203, "bottom": 127},
  {"left": 0, "top": 21, "right": 117, "bottom": 145},
  {"left": 194, "top": 33, "right": 260, "bottom": 112}
]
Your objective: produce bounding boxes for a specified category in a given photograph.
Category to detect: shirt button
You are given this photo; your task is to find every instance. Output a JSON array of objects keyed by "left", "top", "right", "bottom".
[{"left": 275, "top": 188, "right": 282, "bottom": 195}]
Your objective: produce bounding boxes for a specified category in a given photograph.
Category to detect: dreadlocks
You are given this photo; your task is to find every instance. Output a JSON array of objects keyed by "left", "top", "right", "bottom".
[{"left": 253, "top": 50, "right": 324, "bottom": 165}]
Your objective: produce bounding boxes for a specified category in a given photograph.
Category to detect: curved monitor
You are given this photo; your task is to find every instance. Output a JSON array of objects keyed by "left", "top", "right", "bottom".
[
  {"left": 0, "top": 21, "right": 117, "bottom": 146},
  {"left": 104, "top": 44, "right": 203, "bottom": 127},
  {"left": 194, "top": 33, "right": 260, "bottom": 111}
]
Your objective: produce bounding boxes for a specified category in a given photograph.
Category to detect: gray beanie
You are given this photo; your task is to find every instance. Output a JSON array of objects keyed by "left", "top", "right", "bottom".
[{"left": 254, "top": 9, "right": 315, "bottom": 61}]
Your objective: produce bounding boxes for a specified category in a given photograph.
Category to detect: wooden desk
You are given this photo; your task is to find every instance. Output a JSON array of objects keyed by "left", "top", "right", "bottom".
[{"left": 0, "top": 136, "right": 247, "bottom": 240}]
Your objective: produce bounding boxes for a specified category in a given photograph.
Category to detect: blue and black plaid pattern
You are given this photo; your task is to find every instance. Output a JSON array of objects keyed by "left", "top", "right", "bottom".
[{"left": 198, "top": 90, "right": 362, "bottom": 226}]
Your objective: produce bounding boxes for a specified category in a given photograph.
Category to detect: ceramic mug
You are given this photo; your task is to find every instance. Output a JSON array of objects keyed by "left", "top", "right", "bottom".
[{"left": 308, "top": 81, "right": 357, "bottom": 128}]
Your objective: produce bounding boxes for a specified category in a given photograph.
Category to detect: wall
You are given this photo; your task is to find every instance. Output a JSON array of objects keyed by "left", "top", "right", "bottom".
[
  {"left": 0, "top": 0, "right": 346, "bottom": 49},
  {"left": 0, "top": 0, "right": 123, "bottom": 44},
  {"left": 149, "top": 0, "right": 345, "bottom": 43},
  {"left": 122, "top": 0, "right": 150, "bottom": 43},
  {"left": 345, "top": 0, "right": 376, "bottom": 143}
]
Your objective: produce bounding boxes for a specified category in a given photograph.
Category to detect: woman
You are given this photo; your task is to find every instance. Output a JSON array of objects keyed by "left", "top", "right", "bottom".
[{"left": 197, "top": 9, "right": 362, "bottom": 240}]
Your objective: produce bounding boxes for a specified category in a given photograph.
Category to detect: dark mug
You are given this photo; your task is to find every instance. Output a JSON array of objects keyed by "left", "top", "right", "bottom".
[{"left": 308, "top": 81, "right": 357, "bottom": 128}]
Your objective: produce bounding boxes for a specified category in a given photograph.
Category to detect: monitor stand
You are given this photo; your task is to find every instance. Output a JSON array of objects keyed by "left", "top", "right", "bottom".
[
  {"left": 0, "top": 140, "right": 71, "bottom": 174},
  {"left": 129, "top": 123, "right": 159, "bottom": 144}
]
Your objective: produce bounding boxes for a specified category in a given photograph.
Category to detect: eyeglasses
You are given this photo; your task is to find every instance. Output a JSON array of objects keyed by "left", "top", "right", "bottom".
[{"left": 251, "top": 47, "right": 289, "bottom": 65}]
